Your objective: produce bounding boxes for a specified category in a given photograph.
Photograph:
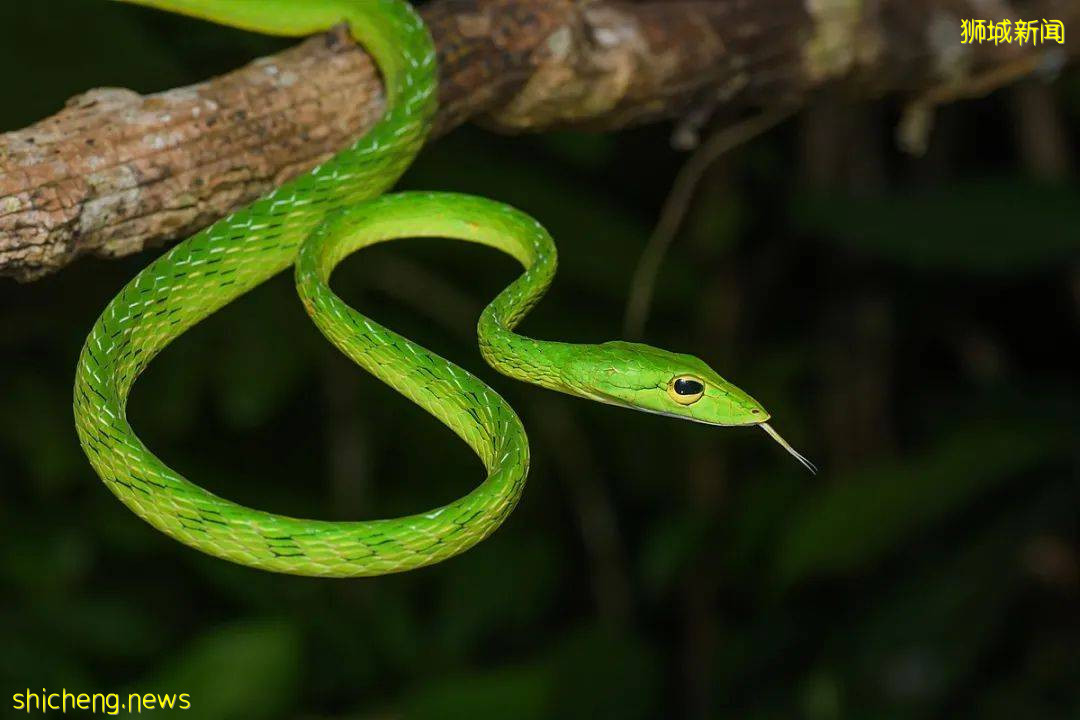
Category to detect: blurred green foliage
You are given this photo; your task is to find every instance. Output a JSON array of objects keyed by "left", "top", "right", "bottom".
[
  {"left": 793, "top": 179, "right": 1079, "bottom": 273},
  {"left": 2, "top": 2, "right": 1078, "bottom": 719}
]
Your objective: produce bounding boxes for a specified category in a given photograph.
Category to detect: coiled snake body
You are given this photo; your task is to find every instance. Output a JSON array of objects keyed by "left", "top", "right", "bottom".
[{"left": 75, "top": 0, "right": 812, "bottom": 577}]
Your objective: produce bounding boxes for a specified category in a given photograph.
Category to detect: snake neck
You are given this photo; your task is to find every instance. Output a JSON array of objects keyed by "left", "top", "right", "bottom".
[
  {"left": 478, "top": 324, "right": 663, "bottom": 411},
  {"left": 478, "top": 321, "right": 582, "bottom": 398},
  {"left": 478, "top": 288, "right": 603, "bottom": 402}
]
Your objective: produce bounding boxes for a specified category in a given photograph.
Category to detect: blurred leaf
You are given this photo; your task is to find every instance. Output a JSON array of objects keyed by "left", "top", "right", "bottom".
[
  {"left": 546, "top": 627, "right": 659, "bottom": 720},
  {"left": 434, "top": 536, "right": 559, "bottom": 657},
  {"left": 401, "top": 625, "right": 658, "bottom": 720},
  {"left": 684, "top": 172, "right": 746, "bottom": 256},
  {"left": 640, "top": 511, "right": 711, "bottom": 595},
  {"left": 134, "top": 620, "right": 300, "bottom": 720},
  {"left": 0, "top": 374, "right": 83, "bottom": 489},
  {"left": 775, "top": 421, "right": 1066, "bottom": 585},
  {"left": 793, "top": 180, "right": 1080, "bottom": 273},
  {"left": 130, "top": 335, "right": 209, "bottom": 438},
  {"left": 723, "top": 473, "right": 804, "bottom": 578},
  {"left": 0, "top": 631, "right": 92, "bottom": 689},
  {"left": 800, "top": 668, "right": 844, "bottom": 720},
  {"left": 822, "top": 486, "right": 1075, "bottom": 717},
  {"left": 542, "top": 132, "right": 618, "bottom": 171},
  {"left": 841, "top": 532, "right": 1020, "bottom": 710},
  {"left": 51, "top": 597, "right": 165, "bottom": 660},
  {"left": 402, "top": 662, "right": 549, "bottom": 720},
  {"left": 0, "top": 0, "right": 185, "bottom": 129},
  {"left": 1, "top": 525, "right": 92, "bottom": 593},
  {"left": 211, "top": 283, "right": 313, "bottom": 430}
]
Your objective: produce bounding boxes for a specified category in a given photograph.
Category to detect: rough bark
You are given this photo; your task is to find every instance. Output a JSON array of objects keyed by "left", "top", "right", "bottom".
[{"left": 1, "top": 0, "right": 1076, "bottom": 280}]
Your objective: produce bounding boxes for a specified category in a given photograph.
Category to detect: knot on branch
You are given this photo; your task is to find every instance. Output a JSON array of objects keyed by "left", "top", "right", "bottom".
[{"left": 483, "top": 4, "right": 650, "bottom": 130}]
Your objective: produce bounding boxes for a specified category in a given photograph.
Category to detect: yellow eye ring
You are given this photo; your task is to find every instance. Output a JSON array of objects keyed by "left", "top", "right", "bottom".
[{"left": 668, "top": 376, "right": 705, "bottom": 405}]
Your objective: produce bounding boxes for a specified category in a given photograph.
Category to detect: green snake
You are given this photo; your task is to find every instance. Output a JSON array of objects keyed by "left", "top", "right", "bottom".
[{"left": 74, "top": 0, "right": 814, "bottom": 577}]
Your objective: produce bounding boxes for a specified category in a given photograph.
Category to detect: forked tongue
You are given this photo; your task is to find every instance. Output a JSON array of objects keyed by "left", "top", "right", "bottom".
[{"left": 760, "top": 423, "right": 817, "bottom": 474}]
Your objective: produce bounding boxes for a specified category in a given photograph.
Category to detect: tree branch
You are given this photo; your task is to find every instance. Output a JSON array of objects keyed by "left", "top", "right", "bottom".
[{"left": 1, "top": 0, "right": 1076, "bottom": 280}]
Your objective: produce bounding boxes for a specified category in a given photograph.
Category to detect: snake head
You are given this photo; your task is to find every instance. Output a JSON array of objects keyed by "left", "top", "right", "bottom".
[
  {"left": 571, "top": 342, "right": 817, "bottom": 473},
  {"left": 573, "top": 342, "right": 767, "bottom": 426}
]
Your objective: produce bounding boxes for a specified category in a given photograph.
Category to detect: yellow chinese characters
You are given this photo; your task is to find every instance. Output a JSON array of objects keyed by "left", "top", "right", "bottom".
[
  {"left": 1043, "top": 19, "right": 1066, "bottom": 44},
  {"left": 961, "top": 18, "right": 1065, "bottom": 45}
]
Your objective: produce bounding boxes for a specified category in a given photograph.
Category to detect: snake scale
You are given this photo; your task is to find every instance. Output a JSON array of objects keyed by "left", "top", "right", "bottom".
[{"left": 74, "top": 0, "right": 814, "bottom": 578}]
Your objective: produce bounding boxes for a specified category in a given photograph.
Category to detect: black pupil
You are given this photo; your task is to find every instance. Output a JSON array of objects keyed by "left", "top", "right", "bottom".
[{"left": 674, "top": 378, "right": 704, "bottom": 396}]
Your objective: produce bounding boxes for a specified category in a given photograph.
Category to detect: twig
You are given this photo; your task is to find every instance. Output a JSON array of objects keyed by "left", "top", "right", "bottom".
[{"left": 622, "top": 109, "right": 794, "bottom": 339}]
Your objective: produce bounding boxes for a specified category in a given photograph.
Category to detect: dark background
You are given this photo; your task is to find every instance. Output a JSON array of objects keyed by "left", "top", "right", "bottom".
[{"left": 2, "top": 2, "right": 1078, "bottom": 718}]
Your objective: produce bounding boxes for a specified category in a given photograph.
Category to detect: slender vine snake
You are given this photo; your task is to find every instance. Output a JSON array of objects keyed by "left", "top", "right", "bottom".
[{"left": 74, "top": 0, "right": 815, "bottom": 577}]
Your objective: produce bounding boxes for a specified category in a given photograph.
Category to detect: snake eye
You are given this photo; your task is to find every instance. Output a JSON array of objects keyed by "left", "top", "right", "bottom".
[{"left": 668, "top": 376, "right": 705, "bottom": 405}]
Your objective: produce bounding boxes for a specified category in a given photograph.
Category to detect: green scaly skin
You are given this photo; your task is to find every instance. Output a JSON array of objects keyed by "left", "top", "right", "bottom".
[{"left": 75, "top": 0, "right": 795, "bottom": 578}]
